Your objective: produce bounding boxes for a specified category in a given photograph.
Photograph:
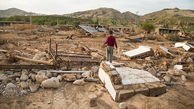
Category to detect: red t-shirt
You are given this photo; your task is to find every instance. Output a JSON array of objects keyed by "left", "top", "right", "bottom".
[{"left": 104, "top": 36, "right": 117, "bottom": 48}]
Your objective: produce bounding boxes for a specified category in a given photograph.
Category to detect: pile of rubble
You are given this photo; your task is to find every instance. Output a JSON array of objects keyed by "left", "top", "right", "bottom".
[{"left": 0, "top": 66, "right": 99, "bottom": 98}]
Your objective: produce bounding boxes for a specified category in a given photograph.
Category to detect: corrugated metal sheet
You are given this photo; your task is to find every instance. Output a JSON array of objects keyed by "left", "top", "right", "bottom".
[{"left": 79, "top": 25, "right": 97, "bottom": 34}]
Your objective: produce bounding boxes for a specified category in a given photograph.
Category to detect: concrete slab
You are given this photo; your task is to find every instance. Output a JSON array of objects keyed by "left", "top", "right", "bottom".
[
  {"left": 98, "top": 61, "right": 166, "bottom": 102},
  {"left": 116, "top": 67, "right": 160, "bottom": 85},
  {"left": 123, "top": 46, "right": 153, "bottom": 59}
]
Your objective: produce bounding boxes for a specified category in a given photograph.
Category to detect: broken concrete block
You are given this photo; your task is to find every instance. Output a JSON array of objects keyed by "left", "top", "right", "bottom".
[
  {"left": 118, "top": 89, "right": 134, "bottom": 101},
  {"left": 145, "top": 82, "right": 166, "bottom": 96},
  {"left": 88, "top": 94, "right": 97, "bottom": 107},
  {"left": 119, "top": 102, "right": 127, "bottom": 109},
  {"left": 98, "top": 61, "right": 165, "bottom": 102},
  {"left": 123, "top": 46, "right": 153, "bottom": 59},
  {"left": 175, "top": 42, "right": 194, "bottom": 51},
  {"left": 73, "top": 79, "right": 85, "bottom": 86},
  {"left": 41, "top": 77, "right": 60, "bottom": 88},
  {"left": 174, "top": 65, "right": 183, "bottom": 70}
]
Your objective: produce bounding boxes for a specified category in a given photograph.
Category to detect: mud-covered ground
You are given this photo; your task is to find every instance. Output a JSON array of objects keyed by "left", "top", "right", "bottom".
[{"left": 0, "top": 29, "right": 194, "bottom": 109}]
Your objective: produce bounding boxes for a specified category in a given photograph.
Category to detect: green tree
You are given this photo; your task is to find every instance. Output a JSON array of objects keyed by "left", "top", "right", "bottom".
[{"left": 141, "top": 23, "right": 155, "bottom": 34}]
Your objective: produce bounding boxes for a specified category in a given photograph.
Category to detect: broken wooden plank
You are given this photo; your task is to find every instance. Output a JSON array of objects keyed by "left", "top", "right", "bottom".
[
  {"left": 0, "top": 65, "right": 55, "bottom": 69},
  {"left": 13, "top": 55, "right": 53, "bottom": 65}
]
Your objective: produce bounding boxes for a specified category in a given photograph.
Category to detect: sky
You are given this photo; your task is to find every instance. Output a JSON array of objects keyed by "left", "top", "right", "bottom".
[{"left": 0, "top": 0, "right": 193, "bottom": 15}]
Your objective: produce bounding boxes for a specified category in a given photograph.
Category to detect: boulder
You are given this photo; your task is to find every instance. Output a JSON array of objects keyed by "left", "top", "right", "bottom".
[
  {"left": 82, "top": 71, "right": 91, "bottom": 78},
  {"left": 35, "top": 71, "right": 48, "bottom": 83},
  {"left": 119, "top": 102, "right": 127, "bottom": 109},
  {"left": 29, "top": 84, "right": 40, "bottom": 93},
  {"left": 0, "top": 73, "right": 7, "bottom": 81},
  {"left": 57, "top": 75, "right": 62, "bottom": 81},
  {"left": 73, "top": 79, "right": 85, "bottom": 86},
  {"left": 46, "top": 71, "right": 52, "bottom": 78},
  {"left": 41, "top": 77, "right": 60, "bottom": 88},
  {"left": 20, "top": 74, "right": 29, "bottom": 81},
  {"left": 20, "top": 82, "right": 29, "bottom": 89}
]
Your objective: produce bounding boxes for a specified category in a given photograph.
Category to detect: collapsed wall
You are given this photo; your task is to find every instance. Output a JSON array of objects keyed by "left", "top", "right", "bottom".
[{"left": 98, "top": 61, "right": 166, "bottom": 102}]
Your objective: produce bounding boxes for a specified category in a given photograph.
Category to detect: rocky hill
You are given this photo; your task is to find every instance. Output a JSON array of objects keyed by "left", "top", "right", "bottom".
[
  {"left": 141, "top": 8, "right": 194, "bottom": 24},
  {"left": 64, "top": 8, "right": 140, "bottom": 23},
  {"left": 0, "top": 8, "right": 37, "bottom": 17}
]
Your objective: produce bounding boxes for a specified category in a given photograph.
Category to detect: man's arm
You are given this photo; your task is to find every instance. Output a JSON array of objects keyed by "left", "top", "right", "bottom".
[
  {"left": 115, "top": 38, "right": 117, "bottom": 48},
  {"left": 104, "top": 37, "right": 109, "bottom": 45}
]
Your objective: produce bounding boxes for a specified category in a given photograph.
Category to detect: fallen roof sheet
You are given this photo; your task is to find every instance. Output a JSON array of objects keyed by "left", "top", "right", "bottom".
[
  {"left": 175, "top": 42, "right": 194, "bottom": 51},
  {"left": 123, "top": 46, "right": 153, "bottom": 58},
  {"left": 79, "top": 25, "right": 97, "bottom": 34},
  {"left": 97, "top": 27, "right": 106, "bottom": 32}
]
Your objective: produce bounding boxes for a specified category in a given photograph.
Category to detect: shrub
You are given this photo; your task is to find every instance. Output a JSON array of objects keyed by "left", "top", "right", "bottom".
[{"left": 141, "top": 23, "right": 155, "bottom": 34}]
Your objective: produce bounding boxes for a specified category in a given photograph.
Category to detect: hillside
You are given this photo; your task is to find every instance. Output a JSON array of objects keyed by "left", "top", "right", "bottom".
[
  {"left": 0, "top": 8, "right": 37, "bottom": 17},
  {"left": 141, "top": 8, "right": 194, "bottom": 24},
  {"left": 64, "top": 8, "right": 140, "bottom": 23}
]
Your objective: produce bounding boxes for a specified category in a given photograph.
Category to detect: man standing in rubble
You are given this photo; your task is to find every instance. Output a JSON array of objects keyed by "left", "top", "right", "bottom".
[{"left": 103, "top": 30, "right": 117, "bottom": 63}]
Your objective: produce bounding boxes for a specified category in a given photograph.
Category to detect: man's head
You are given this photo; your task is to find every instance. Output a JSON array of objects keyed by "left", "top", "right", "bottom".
[{"left": 109, "top": 30, "right": 113, "bottom": 35}]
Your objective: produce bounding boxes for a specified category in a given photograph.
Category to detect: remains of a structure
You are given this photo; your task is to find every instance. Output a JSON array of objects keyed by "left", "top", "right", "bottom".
[
  {"left": 175, "top": 42, "right": 194, "bottom": 51},
  {"left": 157, "top": 46, "right": 174, "bottom": 57},
  {"left": 0, "top": 21, "right": 28, "bottom": 26},
  {"left": 98, "top": 61, "right": 166, "bottom": 102},
  {"left": 79, "top": 25, "right": 98, "bottom": 34},
  {"left": 156, "top": 28, "right": 180, "bottom": 35},
  {"left": 123, "top": 46, "right": 154, "bottom": 59}
]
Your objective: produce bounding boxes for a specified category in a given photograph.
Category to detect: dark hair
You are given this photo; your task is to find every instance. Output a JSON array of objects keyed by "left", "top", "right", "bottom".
[{"left": 109, "top": 30, "right": 113, "bottom": 34}]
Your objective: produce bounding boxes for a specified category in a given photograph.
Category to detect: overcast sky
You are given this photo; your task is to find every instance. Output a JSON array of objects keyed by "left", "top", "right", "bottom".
[{"left": 0, "top": 0, "right": 193, "bottom": 15}]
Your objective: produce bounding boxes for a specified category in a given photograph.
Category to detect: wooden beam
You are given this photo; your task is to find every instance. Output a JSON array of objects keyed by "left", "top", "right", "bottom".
[
  {"left": 0, "top": 65, "right": 55, "bottom": 69},
  {"left": 14, "top": 55, "right": 53, "bottom": 65}
]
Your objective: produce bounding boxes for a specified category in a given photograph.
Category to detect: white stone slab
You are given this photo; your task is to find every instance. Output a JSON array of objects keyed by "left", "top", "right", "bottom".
[
  {"left": 116, "top": 67, "right": 160, "bottom": 85},
  {"left": 123, "top": 46, "right": 152, "bottom": 57},
  {"left": 98, "top": 68, "right": 117, "bottom": 100}
]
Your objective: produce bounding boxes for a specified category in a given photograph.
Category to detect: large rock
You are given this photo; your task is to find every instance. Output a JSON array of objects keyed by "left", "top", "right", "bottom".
[
  {"left": 0, "top": 73, "right": 7, "bottom": 81},
  {"left": 57, "top": 75, "right": 62, "bottom": 81},
  {"left": 20, "top": 82, "right": 29, "bottom": 89},
  {"left": 29, "top": 73, "right": 36, "bottom": 81},
  {"left": 3, "top": 83, "right": 18, "bottom": 97},
  {"left": 35, "top": 71, "right": 48, "bottom": 83},
  {"left": 41, "top": 77, "right": 60, "bottom": 88},
  {"left": 119, "top": 102, "right": 127, "bottom": 109},
  {"left": 82, "top": 71, "right": 91, "bottom": 78},
  {"left": 20, "top": 73, "right": 29, "bottom": 81},
  {"left": 29, "top": 84, "right": 40, "bottom": 93},
  {"left": 73, "top": 79, "right": 85, "bottom": 86}
]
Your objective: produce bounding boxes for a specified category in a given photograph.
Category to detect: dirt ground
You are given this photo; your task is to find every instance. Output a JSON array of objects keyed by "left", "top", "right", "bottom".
[{"left": 0, "top": 29, "right": 194, "bottom": 109}]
